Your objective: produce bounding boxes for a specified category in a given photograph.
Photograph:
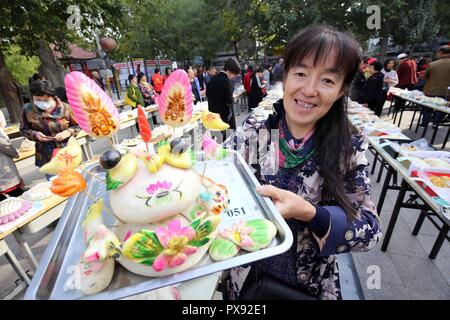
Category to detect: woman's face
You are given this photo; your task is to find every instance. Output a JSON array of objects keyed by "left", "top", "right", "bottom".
[
  {"left": 283, "top": 52, "right": 345, "bottom": 133},
  {"left": 33, "top": 95, "right": 56, "bottom": 111},
  {"left": 141, "top": 75, "right": 147, "bottom": 82},
  {"left": 188, "top": 69, "right": 195, "bottom": 79},
  {"left": 131, "top": 77, "right": 137, "bottom": 85},
  {"left": 366, "top": 64, "right": 375, "bottom": 75},
  {"left": 386, "top": 60, "right": 394, "bottom": 70}
]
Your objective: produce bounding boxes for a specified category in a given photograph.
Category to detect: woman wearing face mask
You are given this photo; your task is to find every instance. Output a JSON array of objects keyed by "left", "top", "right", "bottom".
[
  {"left": 20, "top": 80, "right": 80, "bottom": 177},
  {"left": 0, "top": 109, "right": 25, "bottom": 201},
  {"left": 223, "top": 26, "right": 381, "bottom": 300}
]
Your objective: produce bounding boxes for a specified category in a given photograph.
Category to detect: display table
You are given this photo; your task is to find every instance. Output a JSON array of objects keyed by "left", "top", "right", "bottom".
[
  {"left": 368, "top": 137, "right": 450, "bottom": 259},
  {"left": 389, "top": 91, "right": 450, "bottom": 147},
  {"left": 13, "top": 131, "right": 94, "bottom": 170}
]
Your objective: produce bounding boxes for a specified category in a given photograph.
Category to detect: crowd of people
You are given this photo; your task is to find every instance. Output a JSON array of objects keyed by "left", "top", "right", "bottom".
[{"left": 350, "top": 46, "right": 450, "bottom": 116}]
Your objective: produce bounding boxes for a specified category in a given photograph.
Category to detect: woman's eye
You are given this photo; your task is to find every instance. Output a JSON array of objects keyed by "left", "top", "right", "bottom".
[
  {"left": 322, "top": 78, "right": 335, "bottom": 85},
  {"left": 294, "top": 72, "right": 306, "bottom": 77}
]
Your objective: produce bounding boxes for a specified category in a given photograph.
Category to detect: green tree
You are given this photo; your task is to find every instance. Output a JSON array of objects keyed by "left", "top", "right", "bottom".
[
  {"left": 0, "top": 0, "right": 127, "bottom": 123},
  {"left": 4, "top": 45, "right": 40, "bottom": 85},
  {"left": 204, "top": 0, "right": 271, "bottom": 60},
  {"left": 393, "top": 0, "right": 440, "bottom": 57},
  {"left": 116, "top": 0, "right": 224, "bottom": 64}
]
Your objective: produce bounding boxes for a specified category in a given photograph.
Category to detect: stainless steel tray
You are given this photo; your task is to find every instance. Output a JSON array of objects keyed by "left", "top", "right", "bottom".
[{"left": 25, "top": 150, "right": 293, "bottom": 300}]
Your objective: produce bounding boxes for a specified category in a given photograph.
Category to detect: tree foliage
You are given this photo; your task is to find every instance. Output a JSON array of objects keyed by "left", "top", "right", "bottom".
[
  {"left": 0, "top": 0, "right": 127, "bottom": 56},
  {"left": 4, "top": 45, "right": 40, "bottom": 85},
  {"left": 115, "top": 0, "right": 225, "bottom": 62}
]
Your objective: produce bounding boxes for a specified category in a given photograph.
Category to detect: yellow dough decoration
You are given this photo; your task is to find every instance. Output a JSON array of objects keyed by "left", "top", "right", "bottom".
[
  {"left": 104, "top": 153, "right": 138, "bottom": 191},
  {"left": 201, "top": 110, "right": 230, "bottom": 131},
  {"left": 39, "top": 137, "right": 83, "bottom": 175}
]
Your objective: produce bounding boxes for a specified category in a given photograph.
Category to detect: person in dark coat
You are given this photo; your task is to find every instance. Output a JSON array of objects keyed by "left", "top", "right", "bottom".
[
  {"left": 248, "top": 67, "right": 265, "bottom": 110},
  {"left": 360, "top": 61, "right": 385, "bottom": 116},
  {"left": 206, "top": 58, "right": 241, "bottom": 136}
]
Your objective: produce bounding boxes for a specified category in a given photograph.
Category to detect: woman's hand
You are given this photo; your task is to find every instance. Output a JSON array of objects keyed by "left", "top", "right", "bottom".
[
  {"left": 256, "top": 185, "right": 316, "bottom": 222},
  {"left": 35, "top": 132, "right": 54, "bottom": 142},
  {"left": 54, "top": 130, "right": 71, "bottom": 142}
]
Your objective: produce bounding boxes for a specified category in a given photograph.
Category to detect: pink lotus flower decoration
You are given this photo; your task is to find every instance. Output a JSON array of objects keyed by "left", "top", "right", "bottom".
[
  {"left": 146, "top": 180, "right": 172, "bottom": 195},
  {"left": 153, "top": 219, "right": 197, "bottom": 271},
  {"left": 221, "top": 220, "right": 254, "bottom": 248}
]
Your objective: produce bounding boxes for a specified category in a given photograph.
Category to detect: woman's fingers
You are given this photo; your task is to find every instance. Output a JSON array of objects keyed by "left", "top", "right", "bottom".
[{"left": 256, "top": 185, "right": 283, "bottom": 201}]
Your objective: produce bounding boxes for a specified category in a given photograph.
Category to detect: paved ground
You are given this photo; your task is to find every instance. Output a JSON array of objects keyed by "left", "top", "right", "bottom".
[{"left": 1, "top": 101, "right": 449, "bottom": 300}]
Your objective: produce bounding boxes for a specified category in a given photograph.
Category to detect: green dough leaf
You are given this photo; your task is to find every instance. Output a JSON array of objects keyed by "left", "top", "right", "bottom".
[
  {"left": 243, "top": 219, "right": 277, "bottom": 251},
  {"left": 190, "top": 214, "right": 202, "bottom": 230},
  {"left": 106, "top": 172, "right": 122, "bottom": 191},
  {"left": 209, "top": 237, "right": 239, "bottom": 261},
  {"left": 188, "top": 237, "right": 210, "bottom": 247},
  {"left": 122, "top": 229, "right": 163, "bottom": 266}
]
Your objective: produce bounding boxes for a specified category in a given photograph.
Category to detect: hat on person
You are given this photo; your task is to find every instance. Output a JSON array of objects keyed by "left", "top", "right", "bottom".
[
  {"left": 365, "top": 57, "right": 377, "bottom": 64},
  {"left": 397, "top": 53, "right": 408, "bottom": 59}
]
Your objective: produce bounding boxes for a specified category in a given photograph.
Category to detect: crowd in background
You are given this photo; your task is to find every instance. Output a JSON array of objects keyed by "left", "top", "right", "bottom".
[{"left": 350, "top": 45, "right": 450, "bottom": 116}]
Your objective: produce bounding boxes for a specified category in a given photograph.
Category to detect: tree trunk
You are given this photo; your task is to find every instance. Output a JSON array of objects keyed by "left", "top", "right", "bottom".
[
  {"left": 379, "top": 21, "right": 391, "bottom": 60},
  {"left": 0, "top": 49, "right": 23, "bottom": 124},
  {"left": 409, "top": 43, "right": 416, "bottom": 58},
  {"left": 37, "top": 40, "right": 67, "bottom": 88},
  {"left": 233, "top": 41, "right": 239, "bottom": 60}
]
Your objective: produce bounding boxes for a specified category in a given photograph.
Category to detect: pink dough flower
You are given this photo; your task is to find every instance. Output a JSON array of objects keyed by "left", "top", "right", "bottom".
[
  {"left": 220, "top": 220, "right": 254, "bottom": 247},
  {"left": 146, "top": 180, "right": 172, "bottom": 195},
  {"left": 153, "top": 219, "right": 197, "bottom": 272}
]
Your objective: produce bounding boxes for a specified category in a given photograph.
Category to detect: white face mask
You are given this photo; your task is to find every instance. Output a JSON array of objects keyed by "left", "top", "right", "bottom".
[{"left": 34, "top": 99, "right": 54, "bottom": 111}]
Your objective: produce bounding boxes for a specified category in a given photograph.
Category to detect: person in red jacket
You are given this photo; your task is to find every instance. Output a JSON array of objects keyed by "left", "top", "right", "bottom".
[
  {"left": 151, "top": 68, "right": 164, "bottom": 94},
  {"left": 396, "top": 53, "right": 418, "bottom": 90},
  {"left": 243, "top": 65, "right": 253, "bottom": 111},
  {"left": 243, "top": 65, "right": 253, "bottom": 93}
]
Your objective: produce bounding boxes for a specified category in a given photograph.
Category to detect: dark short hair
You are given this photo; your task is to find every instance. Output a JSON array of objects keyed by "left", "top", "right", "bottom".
[
  {"left": 370, "top": 61, "right": 383, "bottom": 72},
  {"left": 154, "top": 68, "right": 160, "bottom": 73},
  {"left": 223, "top": 58, "right": 241, "bottom": 75},
  {"left": 29, "top": 80, "right": 56, "bottom": 97},
  {"left": 247, "top": 65, "right": 253, "bottom": 72},
  {"left": 165, "top": 67, "right": 172, "bottom": 75},
  {"left": 255, "top": 67, "right": 264, "bottom": 73},
  {"left": 137, "top": 72, "right": 146, "bottom": 82},
  {"left": 438, "top": 45, "right": 450, "bottom": 54},
  {"left": 206, "top": 65, "right": 215, "bottom": 71},
  {"left": 28, "top": 73, "right": 44, "bottom": 85},
  {"left": 128, "top": 74, "right": 136, "bottom": 82}
]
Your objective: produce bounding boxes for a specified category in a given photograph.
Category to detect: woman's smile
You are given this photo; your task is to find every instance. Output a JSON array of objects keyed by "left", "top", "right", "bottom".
[{"left": 293, "top": 98, "right": 317, "bottom": 111}]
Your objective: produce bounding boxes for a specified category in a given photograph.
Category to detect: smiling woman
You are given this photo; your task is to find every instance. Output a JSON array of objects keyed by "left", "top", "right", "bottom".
[{"left": 223, "top": 25, "right": 381, "bottom": 300}]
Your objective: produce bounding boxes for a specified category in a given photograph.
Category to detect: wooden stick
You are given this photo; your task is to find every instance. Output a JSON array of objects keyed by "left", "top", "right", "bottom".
[
  {"left": 108, "top": 137, "right": 116, "bottom": 148},
  {"left": 79, "top": 168, "right": 106, "bottom": 184},
  {"left": 202, "top": 161, "right": 207, "bottom": 177},
  {"left": 82, "top": 190, "right": 125, "bottom": 224}
]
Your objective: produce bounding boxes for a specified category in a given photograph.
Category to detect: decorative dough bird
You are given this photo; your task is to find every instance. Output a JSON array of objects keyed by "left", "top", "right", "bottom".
[
  {"left": 101, "top": 152, "right": 138, "bottom": 191},
  {"left": 39, "top": 137, "right": 83, "bottom": 175},
  {"left": 201, "top": 110, "right": 230, "bottom": 131}
]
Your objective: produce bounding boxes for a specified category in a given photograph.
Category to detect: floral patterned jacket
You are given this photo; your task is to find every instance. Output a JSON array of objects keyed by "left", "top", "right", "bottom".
[{"left": 224, "top": 100, "right": 382, "bottom": 300}]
